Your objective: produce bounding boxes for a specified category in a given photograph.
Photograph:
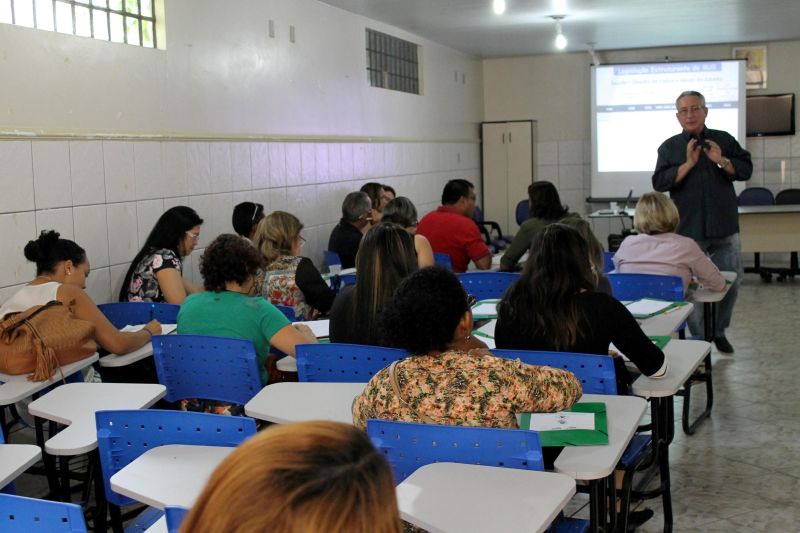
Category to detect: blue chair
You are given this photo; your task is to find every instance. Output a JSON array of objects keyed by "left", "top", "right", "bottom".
[
  {"left": 490, "top": 349, "right": 618, "bottom": 395},
  {"left": 515, "top": 199, "right": 529, "bottom": 225},
  {"left": 608, "top": 273, "right": 684, "bottom": 302},
  {"left": 275, "top": 304, "right": 297, "bottom": 322},
  {"left": 152, "top": 335, "right": 263, "bottom": 404},
  {"left": 0, "top": 493, "right": 87, "bottom": 532},
  {"left": 773, "top": 189, "right": 800, "bottom": 281},
  {"left": 324, "top": 250, "right": 342, "bottom": 272},
  {"left": 367, "top": 419, "right": 544, "bottom": 483},
  {"left": 339, "top": 273, "right": 357, "bottom": 287},
  {"left": 472, "top": 206, "right": 510, "bottom": 252},
  {"left": 96, "top": 410, "right": 255, "bottom": 533},
  {"left": 98, "top": 302, "right": 180, "bottom": 328},
  {"left": 165, "top": 506, "right": 189, "bottom": 533},
  {"left": 603, "top": 251, "right": 615, "bottom": 273},
  {"left": 433, "top": 252, "right": 453, "bottom": 270},
  {"left": 458, "top": 272, "right": 519, "bottom": 300},
  {"left": 296, "top": 343, "right": 407, "bottom": 382}
]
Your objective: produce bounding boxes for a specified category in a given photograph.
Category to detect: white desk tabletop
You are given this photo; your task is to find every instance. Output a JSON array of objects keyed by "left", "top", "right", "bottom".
[
  {"left": 396, "top": 463, "right": 575, "bottom": 533},
  {"left": 688, "top": 271, "right": 736, "bottom": 303},
  {"left": 552, "top": 393, "right": 646, "bottom": 480},
  {"left": 636, "top": 302, "right": 693, "bottom": 337},
  {"left": 28, "top": 383, "right": 166, "bottom": 456},
  {"left": 244, "top": 382, "right": 364, "bottom": 424},
  {"left": 276, "top": 356, "right": 297, "bottom": 373},
  {"left": 0, "top": 443, "right": 41, "bottom": 487},
  {"left": 111, "top": 444, "right": 234, "bottom": 509},
  {"left": 738, "top": 204, "right": 800, "bottom": 215},
  {"left": 99, "top": 324, "right": 177, "bottom": 367},
  {"left": 632, "top": 339, "right": 711, "bottom": 398},
  {"left": 0, "top": 353, "right": 99, "bottom": 406}
]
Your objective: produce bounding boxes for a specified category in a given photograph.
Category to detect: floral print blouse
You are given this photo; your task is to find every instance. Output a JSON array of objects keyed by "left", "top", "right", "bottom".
[
  {"left": 253, "top": 255, "right": 312, "bottom": 320},
  {"left": 352, "top": 349, "right": 583, "bottom": 430},
  {"left": 125, "top": 248, "right": 182, "bottom": 303}
]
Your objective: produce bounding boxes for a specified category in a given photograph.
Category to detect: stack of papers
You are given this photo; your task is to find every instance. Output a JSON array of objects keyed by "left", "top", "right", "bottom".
[
  {"left": 519, "top": 402, "right": 609, "bottom": 447},
  {"left": 471, "top": 299, "right": 500, "bottom": 319},
  {"left": 625, "top": 298, "right": 677, "bottom": 318},
  {"left": 121, "top": 323, "right": 177, "bottom": 335},
  {"left": 293, "top": 320, "right": 330, "bottom": 339}
]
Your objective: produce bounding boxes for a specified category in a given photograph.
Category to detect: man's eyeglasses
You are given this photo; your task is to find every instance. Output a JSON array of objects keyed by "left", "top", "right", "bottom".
[{"left": 677, "top": 105, "right": 704, "bottom": 116}]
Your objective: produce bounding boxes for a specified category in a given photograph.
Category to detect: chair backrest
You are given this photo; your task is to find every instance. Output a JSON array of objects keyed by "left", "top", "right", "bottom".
[
  {"left": 98, "top": 302, "right": 181, "bottom": 328},
  {"left": 608, "top": 273, "right": 684, "bottom": 301},
  {"left": 0, "top": 493, "right": 87, "bottom": 532},
  {"left": 152, "top": 334, "right": 263, "bottom": 404},
  {"left": 472, "top": 204, "right": 485, "bottom": 223},
  {"left": 96, "top": 409, "right": 256, "bottom": 507},
  {"left": 738, "top": 186, "right": 775, "bottom": 206},
  {"left": 324, "top": 250, "right": 342, "bottom": 270},
  {"left": 775, "top": 188, "right": 800, "bottom": 205},
  {"left": 433, "top": 252, "right": 453, "bottom": 270},
  {"left": 339, "top": 273, "right": 357, "bottom": 287},
  {"left": 367, "top": 420, "right": 544, "bottom": 483},
  {"left": 275, "top": 305, "right": 297, "bottom": 322},
  {"left": 296, "top": 343, "right": 407, "bottom": 382},
  {"left": 603, "top": 251, "right": 615, "bottom": 273},
  {"left": 458, "top": 272, "right": 520, "bottom": 300},
  {"left": 515, "top": 199, "right": 529, "bottom": 225},
  {"left": 490, "top": 349, "right": 618, "bottom": 394},
  {"left": 165, "top": 506, "right": 189, "bottom": 533}
]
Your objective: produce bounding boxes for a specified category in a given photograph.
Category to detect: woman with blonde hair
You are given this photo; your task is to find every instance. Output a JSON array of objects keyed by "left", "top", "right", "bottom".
[
  {"left": 380, "top": 196, "right": 435, "bottom": 267},
  {"left": 613, "top": 192, "right": 725, "bottom": 293},
  {"left": 180, "top": 421, "right": 401, "bottom": 533},
  {"left": 252, "top": 211, "right": 335, "bottom": 320}
]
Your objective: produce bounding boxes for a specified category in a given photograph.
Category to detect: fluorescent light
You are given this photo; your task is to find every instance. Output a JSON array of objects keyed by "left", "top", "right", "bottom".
[
  {"left": 555, "top": 32, "right": 568, "bottom": 49},
  {"left": 493, "top": 0, "right": 506, "bottom": 15},
  {"left": 553, "top": 0, "right": 568, "bottom": 12}
]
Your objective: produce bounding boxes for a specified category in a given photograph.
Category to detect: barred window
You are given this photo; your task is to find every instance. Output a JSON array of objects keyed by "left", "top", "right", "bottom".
[
  {"left": 366, "top": 28, "right": 419, "bottom": 95},
  {"left": 0, "top": 0, "right": 158, "bottom": 48}
]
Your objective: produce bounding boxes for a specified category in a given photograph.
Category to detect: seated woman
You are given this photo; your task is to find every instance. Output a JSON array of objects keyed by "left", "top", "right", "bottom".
[
  {"left": 119, "top": 206, "right": 204, "bottom": 304},
  {"left": 360, "top": 182, "right": 390, "bottom": 223},
  {"left": 329, "top": 224, "right": 417, "bottom": 345},
  {"left": 252, "top": 211, "right": 335, "bottom": 320},
  {"left": 614, "top": 192, "right": 725, "bottom": 293},
  {"left": 352, "top": 266, "right": 582, "bottom": 429},
  {"left": 178, "top": 234, "right": 318, "bottom": 401},
  {"left": 0, "top": 231, "right": 160, "bottom": 355},
  {"left": 181, "top": 421, "right": 401, "bottom": 533},
  {"left": 231, "top": 201, "right": 264, "bottom": 243},
  {"left": 380, "top": 196, "right": 435, "bottom": 268},
  {"left": 500, "top": 181, "right": 600, "bottom": 271},
  {"left": 496, "top": 224, "right": 668, "bottom": 386}
]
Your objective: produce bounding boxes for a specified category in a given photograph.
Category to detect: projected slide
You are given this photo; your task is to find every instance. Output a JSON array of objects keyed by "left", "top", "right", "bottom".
[{"left": 591, "top": 60, "right": 745, "bottom": 199}]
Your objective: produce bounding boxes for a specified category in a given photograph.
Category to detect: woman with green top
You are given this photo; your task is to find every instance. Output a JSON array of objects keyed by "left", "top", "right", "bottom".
[{"left": 178, "top": 234, "right": 317, "bottom": 403}]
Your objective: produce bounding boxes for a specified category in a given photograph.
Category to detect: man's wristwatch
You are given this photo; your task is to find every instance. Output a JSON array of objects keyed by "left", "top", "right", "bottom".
[{"left": 717, "top": 158, "right": 731, "bottom": 169}]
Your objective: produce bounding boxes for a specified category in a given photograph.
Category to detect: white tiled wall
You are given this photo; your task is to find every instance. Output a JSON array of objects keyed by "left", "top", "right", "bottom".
[{"left": 0, "top": 139, "right": 480, "bottom": 306}]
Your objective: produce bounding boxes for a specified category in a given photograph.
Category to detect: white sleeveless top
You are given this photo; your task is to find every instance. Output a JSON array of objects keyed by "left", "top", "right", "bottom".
[{"left": 0, "top": 282, "right": 61, "bottom": 319}]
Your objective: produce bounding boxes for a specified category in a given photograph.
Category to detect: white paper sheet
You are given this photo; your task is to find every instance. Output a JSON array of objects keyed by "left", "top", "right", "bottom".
[
  {"left": 293, "top": 320, "right": 330, "bottom": 339},
  {"left": 471, "top": 300, "right": 500, "bottom": 317},
  {"left": 121, "top": 323, "right": 177, "bottom": 334},
  {"left": 528, "top": 412, "right": 595, "bottom": 431},
  {"left": 474, "top": 319, "right": 496, "bottom": 338},
  {"left": 624, "top": 298, "right": 673, "bottom": 317}
]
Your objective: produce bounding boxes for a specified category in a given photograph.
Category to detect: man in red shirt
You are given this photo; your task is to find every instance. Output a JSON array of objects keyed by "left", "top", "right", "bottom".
[{"left": 417, "top": 179, "right": 492, "bottom": 273}]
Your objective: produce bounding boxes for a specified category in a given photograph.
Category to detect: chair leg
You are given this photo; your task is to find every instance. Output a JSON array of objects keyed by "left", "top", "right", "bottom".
[{"left": 109, "top": 503, "right": 125, "bottom": 533}]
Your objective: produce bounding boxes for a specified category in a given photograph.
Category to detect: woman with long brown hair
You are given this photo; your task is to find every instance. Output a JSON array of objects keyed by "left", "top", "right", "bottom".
[{"left": 180, "top": 421, "right": 401, "bottom": 533}]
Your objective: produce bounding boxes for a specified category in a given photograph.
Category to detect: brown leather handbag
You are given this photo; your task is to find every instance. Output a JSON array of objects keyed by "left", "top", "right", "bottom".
[{"left": 0, "top": 300, "right": 97, "bottom": 381}]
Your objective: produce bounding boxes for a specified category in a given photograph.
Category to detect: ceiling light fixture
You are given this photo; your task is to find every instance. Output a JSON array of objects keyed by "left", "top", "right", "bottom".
[
  {"left": 492, "top": 0, "right": 506, "bottom": 15},
  {"left": 552, "top": 15, "right": 567, "bottom": 50}
]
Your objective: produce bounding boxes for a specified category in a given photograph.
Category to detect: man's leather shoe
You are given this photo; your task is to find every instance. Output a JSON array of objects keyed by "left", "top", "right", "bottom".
[{"left": 714, "top": 336, "right": 734, "bottom": 354}]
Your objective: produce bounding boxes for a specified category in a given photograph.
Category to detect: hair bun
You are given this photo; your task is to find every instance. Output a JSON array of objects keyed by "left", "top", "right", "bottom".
[{"left": 24, "top": 230, "right": 61, "bottom": 262}]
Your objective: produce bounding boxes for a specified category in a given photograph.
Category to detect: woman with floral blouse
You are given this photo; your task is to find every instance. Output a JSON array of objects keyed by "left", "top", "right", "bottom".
[{"left": 352, "top": 266, "right": 582, "bottom": 430}]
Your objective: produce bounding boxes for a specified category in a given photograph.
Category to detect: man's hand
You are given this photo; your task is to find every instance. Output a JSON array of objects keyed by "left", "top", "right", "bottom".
[
  {"left": 702, "top": 139, "right": 723, "bottom": 165},
  {"left": 686, "top": 138, "right": 701, "bottom": 167}
]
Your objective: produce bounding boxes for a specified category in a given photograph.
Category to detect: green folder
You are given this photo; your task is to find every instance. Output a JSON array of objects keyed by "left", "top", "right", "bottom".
[
  {"left": 649, "top": 336, "right": 671, "bottom": 350},
  {"left": 519, "top": 402, "right": 609, "bottom": 447},
  {"left": 471, "top": 299, "right": 501, "bottom": 320}
]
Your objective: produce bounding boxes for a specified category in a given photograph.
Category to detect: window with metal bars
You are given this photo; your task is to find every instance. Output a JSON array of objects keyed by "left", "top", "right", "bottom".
[
  {"left": 0, "top": 0, "right": 158, "bottom": 48},
  {"left": 366, "top": 29, "right": 419, "bottom": 95}
]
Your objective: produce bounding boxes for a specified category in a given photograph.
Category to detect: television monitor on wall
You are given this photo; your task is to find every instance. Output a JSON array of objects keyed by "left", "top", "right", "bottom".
[{"left": 746, "top": 93, "right": 795, "bottom": 137}]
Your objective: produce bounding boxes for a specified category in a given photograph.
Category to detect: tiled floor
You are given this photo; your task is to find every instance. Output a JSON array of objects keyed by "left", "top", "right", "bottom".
[{"left": 7, "top": 275, "right": 800, "bottom": 531}]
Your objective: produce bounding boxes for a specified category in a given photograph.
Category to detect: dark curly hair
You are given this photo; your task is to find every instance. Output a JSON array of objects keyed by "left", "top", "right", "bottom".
[
  {"left": 379, "top": 266, "right": 469, "bottom": 354},
  {"left": 24, "top": 230, "right": 86, "bottom": 275},
  {"left": 200, "top": 234, "right": 265, "bottom": 292}
]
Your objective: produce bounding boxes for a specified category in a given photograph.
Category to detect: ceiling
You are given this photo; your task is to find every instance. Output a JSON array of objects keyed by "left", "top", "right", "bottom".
[{"left": 319, "top": 0, "right": 800, "bottom": 58}]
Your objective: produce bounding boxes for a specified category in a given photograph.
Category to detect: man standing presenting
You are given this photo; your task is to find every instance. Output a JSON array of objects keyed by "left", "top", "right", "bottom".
[
  {"left": 652, "top": 90, "right": 752, "bottom": 353},
  {"left": 417, "top": 179, "right": 491, "bottom": 273}
]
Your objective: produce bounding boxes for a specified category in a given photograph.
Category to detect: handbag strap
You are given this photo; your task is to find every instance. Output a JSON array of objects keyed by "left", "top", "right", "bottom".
[{"left": 387, "top": 360, "right": 436, "bottom": 425}]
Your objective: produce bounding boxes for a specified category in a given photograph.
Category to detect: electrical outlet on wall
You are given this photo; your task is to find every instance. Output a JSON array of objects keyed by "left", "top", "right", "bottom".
[
  {"left": 290, "top": 25, "right": 295, "bottom": 43},
  {"left": 268, "top": 19, "right": 275, "bottom": 38}
]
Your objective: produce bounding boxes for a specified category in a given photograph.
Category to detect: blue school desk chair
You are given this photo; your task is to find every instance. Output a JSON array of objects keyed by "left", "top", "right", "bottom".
[
  {"left": 0, "top": 493, "right": 87, "bottom": 532},
  {"left": 165, "top": 506, "right": 189, "bottom": 533},
  {"left": 275, "top": 304, "right": 297, "bottom": 322},
  {"left": 607, "top": 273, "right": 684, "bottom": 302},
  {"left": 295, "top": 343, "right": 407, "bottom": 382},
  {"left": 433, "top": 252, "right": 453, "bottom": 270},
  {"left": 458, "top": 272, "right": 519, "bottom": 300},
  {"left": 98, "top": 302, "right": 180, "bottom": 328}
]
